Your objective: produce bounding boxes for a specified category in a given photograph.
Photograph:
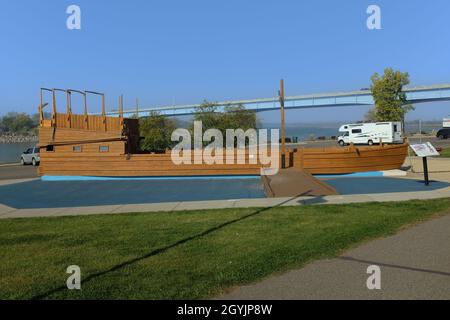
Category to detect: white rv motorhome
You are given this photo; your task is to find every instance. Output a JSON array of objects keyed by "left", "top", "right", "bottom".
[
  {"left": 338, "top": 122, "right": 403, "bottom": 146},
  {"left": 444, "top": 117, "right": 450, "bottom": 128}
]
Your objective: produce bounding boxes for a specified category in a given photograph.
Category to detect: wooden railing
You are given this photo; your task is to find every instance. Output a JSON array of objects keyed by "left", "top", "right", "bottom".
[{"left": 39, "top": 88, "right": 125, "bottom": 132}]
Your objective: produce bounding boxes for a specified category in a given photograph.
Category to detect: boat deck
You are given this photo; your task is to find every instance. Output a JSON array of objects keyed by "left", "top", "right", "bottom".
[{"left": 261, "top": 168, "right": 339, "bottom": 197}]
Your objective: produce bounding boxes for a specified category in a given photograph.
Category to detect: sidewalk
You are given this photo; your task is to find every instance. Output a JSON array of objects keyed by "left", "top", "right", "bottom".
[
  {"left": 1, "top": 183, "right": 449, "bottom": 219},
  {"left": 218, "top": 212, "right": 450, "bottom": 300}
]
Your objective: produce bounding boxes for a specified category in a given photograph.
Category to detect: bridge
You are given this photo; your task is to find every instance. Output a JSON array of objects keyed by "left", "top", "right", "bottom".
[{"left": 110, "top": 84, "right": 450, "bottom": 117}]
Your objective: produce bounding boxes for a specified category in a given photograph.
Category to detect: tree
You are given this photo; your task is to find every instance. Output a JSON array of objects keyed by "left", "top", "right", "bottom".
[
  {"left": 364, "top": 108, "right": 377, "bottom": 122},
  {"left": 192, "top": 101, "right": 221, "bottom": 133},
  {"left": 191, "top": 101, "right": 258, "bottom": 145},
  {"left": 139, "top": 112, "right": 176, "bottom": 152},
  {"left": 219, "top": 105, "right": 257, "bottom": 132},
  {"left": 371, "top": 68, "right": 414, "bottom": 123},
  {"left": 0, "top": 112, "right": 34, "bottom": 134}
]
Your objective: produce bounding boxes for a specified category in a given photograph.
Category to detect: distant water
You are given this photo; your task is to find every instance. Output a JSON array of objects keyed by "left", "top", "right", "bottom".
[
  {"left": 0, "top": 143, "right": 35, "bottom": 164},
  {"left": 261, "top": 125, "right": 341, "bottom": 140},
  {"left": 261, "top": 123, "right": 442, "bottom": 140}
]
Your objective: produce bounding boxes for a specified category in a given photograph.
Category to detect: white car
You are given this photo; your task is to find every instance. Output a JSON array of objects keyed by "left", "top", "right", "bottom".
[{"left": 21, "top": 146, "right": 40, "bottom": 166}]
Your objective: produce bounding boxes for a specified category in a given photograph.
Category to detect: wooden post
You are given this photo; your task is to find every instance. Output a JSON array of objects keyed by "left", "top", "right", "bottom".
[
  {"left": 66, "top": 90, "right": 72, "bottom": 128},
  {"left": 51, "top": 89, "right": 57, "bottom": 127},
  {"left": 119, "top": 95, "right": 124, "bottom": 127},
  {"left": 279, "top": 79, "right": 286, "bottom": 169},
  {"left": 39, "top": 89, "right": 43, "bottom": 126},
  {"left": 102, "top": 94, "right": 107, "bottom": 131},
  {"left": 84, "top": 93, "right": 89, "bottom": 129}
]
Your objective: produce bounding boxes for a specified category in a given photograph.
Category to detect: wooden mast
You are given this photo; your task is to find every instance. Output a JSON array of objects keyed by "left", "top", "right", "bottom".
[
  {"left": 52, "top": 89, "right": 68, "bottom": 128},
  {"left": 84, "top": 92, "right": 88, "bottom": 129},
  {"left": 39, "top": 88, "right": 52, "bottom": 127},
  {"left": 279, "top": 79, "right": 286, "bottom": 169},
  {"left": 67, "top": 89, "right": 88, "bottom": 129},
  {"left": 39, "top": 89, "right": 43, "bottom": 126},
  {"left": 119, "top": 94, "right": 124, "bottom": 127},
  {"left": 66, "top": 90, "right": 72, "bottom": 128},
  {"left": 85, "top": 91, "right": 106, "bottom": 131},
  {"left": 102, "top": 94, "right": 106, "bottom": 131},
  {"left": 51, "top": 89, "right": 57, "bottom": 127}
]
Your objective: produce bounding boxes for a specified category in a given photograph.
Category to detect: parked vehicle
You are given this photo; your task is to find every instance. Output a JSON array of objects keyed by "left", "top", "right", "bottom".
[
  {"left": 443, "top": 118, "right": 450, "bottom": 128},
  {"left": 437, "top": 128, "right": 450, "bottom": 140},
  {"left": 338, "top": 122, "right": 403, "bottom": 146},
  {"left": 21, "top": 146, "right": 40, "bottom": 166}
]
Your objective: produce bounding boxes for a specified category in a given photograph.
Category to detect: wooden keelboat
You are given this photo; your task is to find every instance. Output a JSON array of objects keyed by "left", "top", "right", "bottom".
[
  {"left": 292, "top": 142, "right": 409, "bottom": 175},
  {"left": 37, "top": 89, "right": 409, "bottom": 177}
]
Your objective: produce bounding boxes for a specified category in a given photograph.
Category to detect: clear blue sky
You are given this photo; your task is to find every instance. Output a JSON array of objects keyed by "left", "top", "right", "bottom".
[{"left": 1, "top": 0, "right": 449, "bottom": 123}]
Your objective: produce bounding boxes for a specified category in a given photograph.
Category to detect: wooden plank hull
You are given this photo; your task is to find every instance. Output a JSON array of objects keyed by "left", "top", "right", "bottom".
[
  {"left": 293, "top": 143, "right": 408, "bottom": 175},
  {"left": 39, "top": 143, "right": 408, "bottom": 177},
  {"left": 38, "top": 113, "right": 408, "bottom": 177}
]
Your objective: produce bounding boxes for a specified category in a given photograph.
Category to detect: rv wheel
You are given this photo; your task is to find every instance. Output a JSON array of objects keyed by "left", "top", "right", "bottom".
[
  {"left": 21, "top": 158, "right": 25, "bottom": 166},
  {"left": 339, "top": 140, "right": 345, "bottom": 146},
  {"left": 32, "top": 158, "right": 37, "bottom": 166},
  {"left": 368, "top": 140, "right": 374, "bottom": 146}
]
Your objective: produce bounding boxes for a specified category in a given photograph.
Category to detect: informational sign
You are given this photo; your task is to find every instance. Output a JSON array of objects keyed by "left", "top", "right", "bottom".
[{"left": 410, "top": 142, "right": 440, "bottom": 157}]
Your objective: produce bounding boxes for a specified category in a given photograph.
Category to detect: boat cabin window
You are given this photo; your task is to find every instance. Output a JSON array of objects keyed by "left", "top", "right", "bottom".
[
  {"left": 99, "top": 146, "right": 109, "bottom": 152},
  {"left": 352, "top": 129, "right": 362, "bottom": 134},
  {"left": 46, "top": 145, "right": 54, "bottom": 152},
  {"left": 73, "top": 146, "right": 82, "bottom": 152}
]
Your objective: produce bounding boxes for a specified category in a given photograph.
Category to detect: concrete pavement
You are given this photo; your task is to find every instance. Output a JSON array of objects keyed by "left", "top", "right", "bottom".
[
  {"left": 219, "top": 212, "right": 450, "bottom": 300},
  {"left": 0, "top": 160, "right": 449, "bottom": 219},
  {"left": 0, "top": 182, "right": 449, "bottom": 219},
  {"left": 0, "top": 165, "right": 38, "bottom": 180}
]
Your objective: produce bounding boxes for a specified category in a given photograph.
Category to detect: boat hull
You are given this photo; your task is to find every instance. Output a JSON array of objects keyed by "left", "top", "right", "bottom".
[
  {"left": 292, "top": 143, "right": 408, "bottom": 175},
  {"left": 38, "top": 114, "right": 409, "bottom": 177}
]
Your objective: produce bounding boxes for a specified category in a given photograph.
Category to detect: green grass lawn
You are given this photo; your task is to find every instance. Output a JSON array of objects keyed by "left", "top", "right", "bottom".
[
  {"left": 1, "top": 198, "right": 450, "bottom": 300},
  {"left": 440, "top": 148, "right": 450, "bottom": 158}
]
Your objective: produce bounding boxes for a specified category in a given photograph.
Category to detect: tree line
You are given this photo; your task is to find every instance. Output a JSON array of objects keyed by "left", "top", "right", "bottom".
[
  {"left": 0, "top": 112, "right": 40, "bottom": 135},
  {"left": 139, "top": 102, "right": 258, "bottom": 152}
]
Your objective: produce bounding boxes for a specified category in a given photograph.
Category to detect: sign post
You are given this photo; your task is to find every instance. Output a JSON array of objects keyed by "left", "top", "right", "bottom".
[
  {"left": 422, "top": 157, "right": 429, "bottom": 186},
  {"left": 409, "top": 142, "right": 440, "bottom": 186}
]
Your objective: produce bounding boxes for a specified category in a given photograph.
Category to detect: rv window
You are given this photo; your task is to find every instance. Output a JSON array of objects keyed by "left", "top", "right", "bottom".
[
  {"left": 394, "top": 125, "right": 398, "bottom": 132},
  {"left": 73, "top": 146, "right": 82, "bottom": 152},
  {"left": 352, "top": 129, "right": 362, "bottom": 134},
  {"left": 99, "top": 146, "right": 109, "bottom": 152}
]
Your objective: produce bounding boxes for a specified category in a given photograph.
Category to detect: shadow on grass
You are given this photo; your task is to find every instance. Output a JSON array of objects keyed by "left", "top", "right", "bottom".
[{"left": 31, "top": 191, "right": 312, "bottom": 300}]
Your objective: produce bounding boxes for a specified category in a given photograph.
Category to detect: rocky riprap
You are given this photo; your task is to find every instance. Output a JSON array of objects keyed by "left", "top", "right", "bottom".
[{"left": 0, "top": 134, "right": 38, "bottom": 144}]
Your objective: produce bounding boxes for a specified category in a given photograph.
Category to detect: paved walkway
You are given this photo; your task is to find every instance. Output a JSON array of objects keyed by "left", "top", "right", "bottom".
[
  {"left": 219, "top": 213, "right": 450, "bottom": 300},
  {"left": 0, "top": 178, "right": 449, "bottom": 219}
]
